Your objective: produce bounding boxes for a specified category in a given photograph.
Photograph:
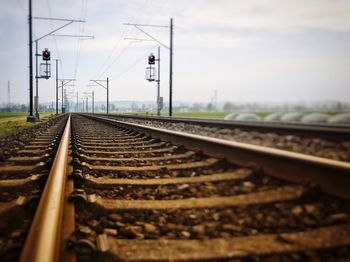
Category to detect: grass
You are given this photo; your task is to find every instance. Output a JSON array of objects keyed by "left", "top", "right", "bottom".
[
  {"left": 0, "top": 112, "right": 55, "bottom": 138},
  {"left": 0, "top": 112, "right": 28, "bottom": 119}
]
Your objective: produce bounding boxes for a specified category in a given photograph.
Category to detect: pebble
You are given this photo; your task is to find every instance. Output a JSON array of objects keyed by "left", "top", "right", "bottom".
[
  {"left": 79, "top": 226, "right": 92, "bottom": 235},
  {"left": 243, "top": 181, "right": 255, "bottom": 188},
  {"left": 222, "top": 224, "right": 242, "bottom": 232},
  {"left": 291, "top": 206, "right": 303, "bottom": 216},
  {"left": 87, "top": 219, "right": 99, "bottom": 228},
  {"left": 10, "top": 230, "right": 22, "bottom": 238},
  {"left": 192, "top": 224, "right": 205, "bottom": 234},
  {"left": 180, "top": 231, "right": 191, "bottom": 238},
  {"left": 108, "top": 214, "right": 122, "bottom": 221},
  {"left": 177, "top": 184, "right": 189, "bottom": 190},
  {"left": 212, "top": 213, "right": 220, "bottom": 221},
  {"left": 143, "top": 223, "right": 158, "bottom": 234},
  {"left": 328, "top": 213, "right": 350, "bottom": 223},
  {"left": 304, "top": 204, "right": 317, "bottom": 214},
  {"left": 104, "top": 228, "right": 118, "bottom": 236}
]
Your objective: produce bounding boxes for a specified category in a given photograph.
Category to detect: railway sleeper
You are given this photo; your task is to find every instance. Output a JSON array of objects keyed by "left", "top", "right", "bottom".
[{"left": 95, "top": 224, "right": 350, "bottom": 261}]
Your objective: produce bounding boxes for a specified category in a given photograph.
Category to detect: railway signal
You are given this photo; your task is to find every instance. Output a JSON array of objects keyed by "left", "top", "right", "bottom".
[
  {"left": 42, "top": 49, "right": 51, "bottom": 61},
  {"left": 148, "top": 53, "right": 155, "bottom": 64},
  {"left": 146, "top": 47, "right": 161, "bottom": 116}
]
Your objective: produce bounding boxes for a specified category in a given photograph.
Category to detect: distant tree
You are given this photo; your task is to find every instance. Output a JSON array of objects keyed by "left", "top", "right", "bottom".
[
  {"left": 191, "top": 103, "right": 204, "bottom": 111},
  {"left": 207, "top": 103, "right": 214, "bottom": 112},
  {"left": 223, "top": 102, "right": 233, "bottom": 112}
]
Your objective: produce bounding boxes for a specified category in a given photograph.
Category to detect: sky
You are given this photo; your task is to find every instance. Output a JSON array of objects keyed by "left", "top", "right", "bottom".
[{"left": 0, "top": 0, "right": 350, "bottom": 105}]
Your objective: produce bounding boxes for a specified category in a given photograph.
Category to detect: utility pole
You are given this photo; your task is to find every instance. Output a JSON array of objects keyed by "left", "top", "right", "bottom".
[
  {"left": 157, "top": 46, "right": 161, "bottom": 116},
  {"left": 61, "top": 81, "right": 64, "bottom": 113},
  {"left": 26, "top": 0, "right": 92, "bottom": 121},
  {"left": 59, "top": 79, "right": 75, "bottom": 113},
  {"left": 169, "top": 18, "right": 173, "bottom": 117},
  {"left": 55, "top": 59, "right": 59, "bottom": 114},
  {"left": 34, "top": 40, "right": 39, "bottom": 119},
  {"left": 92, "top": 91, "right": 94, "bottom": 113},
  {"left": 27, "top": 0, "right": 35, "bottom": 122},
  {"left": 7, "top": 81, "right": 11, "bottom": 112},
  {"left": 86, "top": 97, "right": 88, "bottom": 112},
  {"left": 124, "top": 18, "right": 174, "bottom": 116},
  {"left": 90, "top": 77, "right": 109, "bottom": 114},
  {"left": 76, "top": 92, "right": 78, "bottom": 112}
]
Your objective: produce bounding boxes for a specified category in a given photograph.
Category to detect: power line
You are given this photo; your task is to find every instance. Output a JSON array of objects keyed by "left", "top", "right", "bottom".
[
  {"left": 46, "top": 0, "right": 64, "bottom": 79},
  {"left": 111, "top": 49, "right": 152, "bottom": 80},
  {"left": 16, "top": 0, "right": 26, "bottom": 14},
  {"left": 91, "top": 0, "right": 150, "bottom": 80},
  {"left": 73, "top": 0, "right": 89, "bottom": 82}
]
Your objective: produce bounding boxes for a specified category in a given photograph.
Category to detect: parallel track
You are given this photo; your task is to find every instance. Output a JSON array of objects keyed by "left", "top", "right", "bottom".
[
  {"left": 2, "top": 113, "right": 350, "bottom": 261},
  {"left": 101, "top": 114, "right": 350, "bottom": 140}
]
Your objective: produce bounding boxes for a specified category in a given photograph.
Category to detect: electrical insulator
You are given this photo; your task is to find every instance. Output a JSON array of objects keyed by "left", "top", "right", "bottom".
[
  {"left": 148, "top": 53, "right": 155, "bottom": 64},
  {"left": 42, "top": 49, "right": 51, "bottom": 61}
]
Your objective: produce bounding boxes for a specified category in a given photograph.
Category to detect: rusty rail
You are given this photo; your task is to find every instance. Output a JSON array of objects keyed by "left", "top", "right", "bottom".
[{"left": 20, "top": 116, "right": 71, "bottom": 262}]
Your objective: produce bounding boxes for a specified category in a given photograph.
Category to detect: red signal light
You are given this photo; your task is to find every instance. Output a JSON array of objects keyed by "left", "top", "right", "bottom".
[
  {"left": 148, "top": 53, "right": 155, "bottom": 64},
  {"left": 42, "top": 49, "right": 51, "bottom": 61}
]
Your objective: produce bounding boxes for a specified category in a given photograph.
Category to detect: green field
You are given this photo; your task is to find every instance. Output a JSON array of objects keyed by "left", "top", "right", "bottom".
[
  {"left": 0, "top": 112, "right": 55, "bottom": 138},
  {"left": 0, "top": 112, "right": 28, "bottom": 119}
]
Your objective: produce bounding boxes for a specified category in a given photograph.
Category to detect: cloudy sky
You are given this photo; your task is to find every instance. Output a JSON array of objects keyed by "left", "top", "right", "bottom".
[{"left": 0, "top": 0, "right": 349, "bottom": 105}]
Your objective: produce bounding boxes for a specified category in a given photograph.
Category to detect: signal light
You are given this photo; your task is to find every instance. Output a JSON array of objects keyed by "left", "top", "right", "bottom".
[
  {"left": 42, "top": 49, "right": 51, "bottom": 61},
  {"left": 148, "top": 53, "right": 155, "bottom": 64}
]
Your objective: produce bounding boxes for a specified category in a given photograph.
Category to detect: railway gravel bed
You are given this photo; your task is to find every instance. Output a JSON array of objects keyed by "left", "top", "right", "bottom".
[
  {"left": 69, "top": 114, "right": 350, "bottom": 261},
  {"left": 105, "top": 116, "right": 350, "bottom": 162},
  {"left": 0, "top": 114, "right": 69, "bottom": 261}
]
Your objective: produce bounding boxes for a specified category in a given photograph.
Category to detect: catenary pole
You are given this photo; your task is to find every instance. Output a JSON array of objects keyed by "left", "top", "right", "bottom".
[
  {"left": 61, "top": 80, "right": 64, "bottom": 113},
  {"left": 157, "top": 46, "right": 161, "bottom": 116},
  {"left": 27, "top": 0, "right": 34, "bottom": 121},
  {"left": 55, "top": 59, "right": 59, "bottom": 114},
  {"left": 35, "top": 40, "right": 39, "bottom": 118},
  {"left": 169, "top": 18, "right": 173, "bottom": 117},
  {"left": 107, "top": 77, "right": 109, "bottom": 114}
]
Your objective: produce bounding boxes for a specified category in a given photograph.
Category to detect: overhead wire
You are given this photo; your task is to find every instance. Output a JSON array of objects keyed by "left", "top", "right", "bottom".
[
  {"left": 91, "top": 0, "right": 151, "bottom": 80},
  {"left": 16, "top": 0, "right": 27, "bottom": 15},
  {"left": 46, "top": 0, "right": 64, "bottom": 79},
  {"left": 111, "top": 51, "right": 150, "bottom": 80},
  {"left": 73, "top": 0, "right": 88, "bottom": 85},
  {"left": 108, "top": 1, "right": 171, "bottom": 81}
]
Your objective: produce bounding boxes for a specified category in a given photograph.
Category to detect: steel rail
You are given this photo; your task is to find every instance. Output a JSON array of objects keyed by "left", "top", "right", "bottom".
[
  {"left": 99, "top": 113, "right": 350, "bottom": 140},
  {"left": 20, "top": 116, "right": 71, "bottom": 262},
  {"left": 83, "top": 114, "right": 350, "bottom": 199}
]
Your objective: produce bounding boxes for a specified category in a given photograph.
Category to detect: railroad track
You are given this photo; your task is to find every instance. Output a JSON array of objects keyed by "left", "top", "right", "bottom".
[
  {"left": 0, "top": 114, "right": 69, "bottom": 261},
  {"left": 101, "top": 114, "right": 350, "bottom": 140},
  {"left": 99, "top": 114, "right": 350, "bottom": 163},
  {"left": 1, "top": 113, "right": 350, "bottom": 261}
]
